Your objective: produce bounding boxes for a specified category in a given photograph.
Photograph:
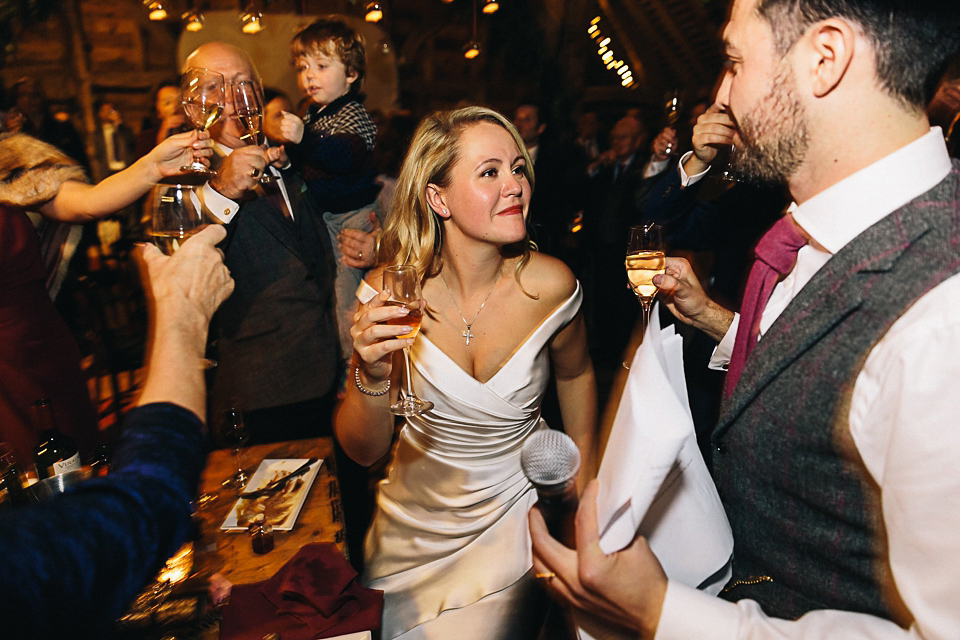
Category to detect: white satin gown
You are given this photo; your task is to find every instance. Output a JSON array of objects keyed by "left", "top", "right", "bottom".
[{"left": 361, "top": 282, "right": 583, "bottom": 639}]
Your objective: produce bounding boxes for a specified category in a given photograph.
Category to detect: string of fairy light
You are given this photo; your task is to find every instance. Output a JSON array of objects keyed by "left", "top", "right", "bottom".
[{"left": 587, "top": 16, "right": 635, "bottom": 88}]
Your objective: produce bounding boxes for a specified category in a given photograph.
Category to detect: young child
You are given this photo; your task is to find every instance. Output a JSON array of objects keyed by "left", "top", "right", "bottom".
[{"left": 281, "top": 17, "right": 381, "bottom": 371}]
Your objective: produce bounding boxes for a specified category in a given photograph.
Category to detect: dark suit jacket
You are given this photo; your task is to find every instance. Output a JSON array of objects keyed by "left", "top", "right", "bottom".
[
  {"left": 92, "top": 124, "right": 136, "bottom": 181},
  {"left": 204, "top": 163, "right": 340, "bottom": 418},
  {"left": 526, "top": 136, "right": 589, "bottom": 257}
]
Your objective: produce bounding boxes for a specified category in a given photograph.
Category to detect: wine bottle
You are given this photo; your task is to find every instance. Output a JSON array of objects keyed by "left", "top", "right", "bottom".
[
  {"left": 33, "top": 398, "right": 81, "bottom": 479},
  {"left": 0, "top": 443, "right": 29, "bottom": 508}
]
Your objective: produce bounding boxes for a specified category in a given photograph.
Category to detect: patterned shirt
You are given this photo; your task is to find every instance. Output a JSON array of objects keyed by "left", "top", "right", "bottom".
[{"left": 287, "top": 94, "right": 381, "bottom": 214}]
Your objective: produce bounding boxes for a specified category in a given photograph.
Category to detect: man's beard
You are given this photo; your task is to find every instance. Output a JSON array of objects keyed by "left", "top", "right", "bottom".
[{"left": 731, "top": 62, "right": 808, "bottom": 184}]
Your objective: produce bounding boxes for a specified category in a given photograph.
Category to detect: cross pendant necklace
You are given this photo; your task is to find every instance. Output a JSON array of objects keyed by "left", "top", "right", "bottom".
[{"left": 440, "top": 269, "right": 500, "bottom": 346}]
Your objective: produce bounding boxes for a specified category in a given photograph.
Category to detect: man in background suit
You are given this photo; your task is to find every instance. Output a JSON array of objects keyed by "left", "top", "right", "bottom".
[
  {"left": 582, "top": 115, "right": 649, "bottom": 367},
  {"left": 512, "top": 103, "right": 587, "bottom": 267},
  {"left": 184, "top": 42, "right": 339, "bottom": 443}
]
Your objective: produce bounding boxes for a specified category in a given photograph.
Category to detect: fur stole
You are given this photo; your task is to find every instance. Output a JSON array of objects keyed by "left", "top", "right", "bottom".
[{"left": 0, "top": 132, "right": 88, "bottom": 209}]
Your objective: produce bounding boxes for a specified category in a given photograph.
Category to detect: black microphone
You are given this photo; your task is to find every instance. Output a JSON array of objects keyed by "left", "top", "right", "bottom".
[{"left": 521, "top": 429, "right": 580, "bottom": 546}]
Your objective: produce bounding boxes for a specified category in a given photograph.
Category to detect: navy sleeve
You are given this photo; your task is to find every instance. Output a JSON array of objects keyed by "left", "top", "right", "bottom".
[{"left": 0, "top": 403, "right": 207, "bottom": 639}]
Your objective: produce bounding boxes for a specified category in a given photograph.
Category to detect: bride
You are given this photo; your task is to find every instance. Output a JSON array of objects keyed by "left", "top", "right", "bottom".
[{"left": 335, "top": 106, "right": 597, "bottom": 639}]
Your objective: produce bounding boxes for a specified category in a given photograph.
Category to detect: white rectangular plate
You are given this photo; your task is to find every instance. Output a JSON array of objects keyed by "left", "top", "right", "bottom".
[{"left": 220, "top": 458, "right": 323, "bottom": 532}]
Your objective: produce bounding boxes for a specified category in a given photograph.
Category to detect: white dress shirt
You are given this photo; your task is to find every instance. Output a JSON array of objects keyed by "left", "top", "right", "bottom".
[
  {"left": 657, "top": 128, "right": 960, "bottom": 639},
  {"left": 200, "top": 143, "right": 294, "bottom": 223}
]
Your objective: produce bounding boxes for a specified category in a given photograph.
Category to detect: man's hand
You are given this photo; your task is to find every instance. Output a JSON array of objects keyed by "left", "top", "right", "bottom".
[
  {"left": 138, "top": 224, "right": 234, "bottom": 327},
  {"left": 209, "top": 145, "right": 268, "bottom": 200},
  {"left": 654, "top": 257, "right": 734, "bottom": 341},
  {"left": 339, "top": 210, "right": 381, "bottom": 269},
  {"left": 529, "top": 481, "right": 668, "bottom": 639},
  {"left": 683, "top": 104, "right": 737, "bottom": 176},
  {"left": 279, "top": 111, "right": 305, "bottom": 144},
  {"left": 650, "top": 127, "right": 678, "bottom": 161}
]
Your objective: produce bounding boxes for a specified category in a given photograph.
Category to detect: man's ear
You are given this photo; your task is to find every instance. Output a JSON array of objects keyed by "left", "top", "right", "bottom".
[
  {"left": 425, "top": 184, "right": 449, "bottom": 217},
  {"left": 804, "top": 18, "right": 856, "bottom": 98}
]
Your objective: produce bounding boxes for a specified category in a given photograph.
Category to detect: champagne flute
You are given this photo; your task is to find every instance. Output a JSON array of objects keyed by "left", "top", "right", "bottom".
[
  {"left": 219, "top": 407, "right": 250, "bottom": 489},
  {"left": 625, "top": 223, "right": 665, "bottom": 336},
  {"left": 180, "top": 68, "right": 225, "bottom": 175},
  {"left": 720, "top": 144, "right": 742, "bottom": 182},
  {"left": 231, "top": 80, "right": 277, "bottom": 183},
  {"left": 663, "top": 89, "right": 682, "bottom": 156},
  {"left": 383, "top": 265, "right": 433, "bottom": 416}
]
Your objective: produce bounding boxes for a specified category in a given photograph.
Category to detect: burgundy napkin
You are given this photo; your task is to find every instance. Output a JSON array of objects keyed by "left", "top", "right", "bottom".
[{"left": 219, "top": 543, "right": 382, "bottom": 640}]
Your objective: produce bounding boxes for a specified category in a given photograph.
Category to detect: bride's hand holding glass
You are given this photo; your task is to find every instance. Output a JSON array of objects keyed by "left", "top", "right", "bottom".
[
  {"left": 351, "top": 268, "right": 432, "bottom": 415},
  {"left": 352, "top": 287, "right": 413, "bottom": 388}
]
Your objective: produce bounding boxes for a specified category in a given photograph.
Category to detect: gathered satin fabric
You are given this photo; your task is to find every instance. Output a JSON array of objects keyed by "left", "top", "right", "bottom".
[{"left": 363, "top": 283, "right": 582, "bottom": 639}]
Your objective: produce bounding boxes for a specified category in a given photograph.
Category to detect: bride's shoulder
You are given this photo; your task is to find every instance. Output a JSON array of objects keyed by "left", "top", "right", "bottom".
[{"left": 517, "top": 252, "right": 578, "bottom": 307}]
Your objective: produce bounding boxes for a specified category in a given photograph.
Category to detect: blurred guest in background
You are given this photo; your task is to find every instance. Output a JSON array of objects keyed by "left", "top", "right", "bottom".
[
  {"left": 6, "top": 77, "right": 89, "bottom": 171},
  {"left": 135, "top": 79, "right": 185, "bottom": 159},
  {"left": 513, "top": 102, "right": 587, "bottom": 264},
  {"left": 261, "top": 87, "right": 294, "bottom": 147},
  {"left": 574, "top": 111, "right": 601, "bottom": 163},
  {"left": 582, "top": 115, "right": 649, "bottom": 368},
  {"left": 93, "top": 100, "right": 136, "bottom": 181}
]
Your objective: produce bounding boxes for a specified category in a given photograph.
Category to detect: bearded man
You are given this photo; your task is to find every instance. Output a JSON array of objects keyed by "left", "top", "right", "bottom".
[{"left": 530, "top": 0, "right": 960, "bottom": 638}]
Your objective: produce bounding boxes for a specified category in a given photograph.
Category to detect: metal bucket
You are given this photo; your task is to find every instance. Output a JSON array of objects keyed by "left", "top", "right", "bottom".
[{"left": 28, "top": 468, "right": 92, "bottom": 501}]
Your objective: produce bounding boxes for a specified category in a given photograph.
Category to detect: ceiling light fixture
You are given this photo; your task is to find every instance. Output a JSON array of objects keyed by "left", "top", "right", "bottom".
[
  {"left": 464, "top": 0, "right": 481, "bottom": 59},
  {"left": 240, "top": 6, "right": 263, "bottom": 34},
  {"left": 183, "top": 9, "right": 204, "bottom": 31},
  {"left": 482, "top": 0, "right": 499, "bottom": 14},
  {"left": 144, "top": 1, "right": 167, "bottom": 20},
  {"left": 365, "top": 1, "right": 383, "bottom": 22}
]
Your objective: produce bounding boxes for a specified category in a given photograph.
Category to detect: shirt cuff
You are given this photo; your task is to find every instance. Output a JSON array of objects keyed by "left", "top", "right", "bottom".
[
  {"left": 653, "top": 581, "right": 740, "bottom": 640},
  {"left": 356, "top": 280, "right": 378, "bottom": 304},
  {"left": 201, "top": 183, "right": 240, "bottom": 223},
  {"left": 709, "top": 313, "right": 739, "bottom": 370},
  {"left": 678, "top": 151, "right": 710, "bottom": 187}
]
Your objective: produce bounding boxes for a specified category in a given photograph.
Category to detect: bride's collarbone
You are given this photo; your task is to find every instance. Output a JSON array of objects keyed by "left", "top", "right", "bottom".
[{"left": 422, "top": 298, "right": 546, "bottom": 382}]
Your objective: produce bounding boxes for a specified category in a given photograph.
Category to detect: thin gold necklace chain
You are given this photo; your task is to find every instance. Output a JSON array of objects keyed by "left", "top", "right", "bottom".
[{"left": 439, "top": 269, "right": 500, "bottom": 346}]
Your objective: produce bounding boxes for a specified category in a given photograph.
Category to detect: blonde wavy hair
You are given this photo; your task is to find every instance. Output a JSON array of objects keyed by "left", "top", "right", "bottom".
[{"left": 377, "top": 106, "right": 536, "bottom": 290}]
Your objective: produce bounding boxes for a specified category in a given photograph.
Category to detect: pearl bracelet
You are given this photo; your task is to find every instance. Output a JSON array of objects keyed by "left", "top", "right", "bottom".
[{"left": 354, "top": 366, "right": 390, "bottom": 396}]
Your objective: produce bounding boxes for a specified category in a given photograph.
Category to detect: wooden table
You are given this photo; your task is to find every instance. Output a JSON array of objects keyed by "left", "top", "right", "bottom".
[{"left": 196, "top": 437, "right": 348, "bottom": 587}]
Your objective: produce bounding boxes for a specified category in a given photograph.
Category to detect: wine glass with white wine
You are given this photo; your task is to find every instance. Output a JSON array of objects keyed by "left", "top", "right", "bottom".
[
  {"left": 149, "top": 183, "right": 203, "bottom": 256},
  {"left": 383, "top": 265, "right": 433, "bottom": 416},
  {"left": 625, "top": 223, "right": 665, "bottom": 336},
  {"left": 180, "top": 68, "right": 225, "bottom": 176},
  {"left": 231, "top": 80, "right": 277, "bottom": 183},
  {"left": 148, "top": 183, "right": 217, "bottom": 369}
]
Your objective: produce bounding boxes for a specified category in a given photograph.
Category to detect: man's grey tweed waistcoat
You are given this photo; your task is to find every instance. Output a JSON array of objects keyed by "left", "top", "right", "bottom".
[{"left": 713, "top": 163, "right": 960, "bottom": 624}]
